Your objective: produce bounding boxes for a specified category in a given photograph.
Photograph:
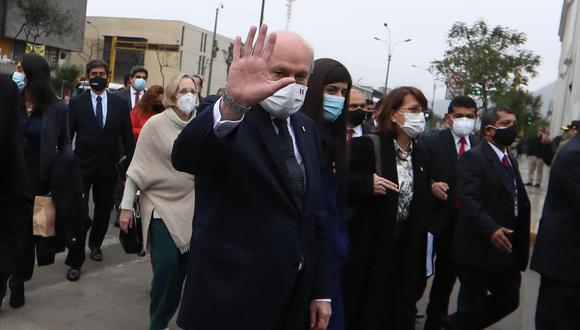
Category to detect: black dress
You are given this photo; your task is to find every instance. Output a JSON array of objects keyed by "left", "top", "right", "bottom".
[{"left": 342, "top": 133, "right": 431, "bottom": 330}]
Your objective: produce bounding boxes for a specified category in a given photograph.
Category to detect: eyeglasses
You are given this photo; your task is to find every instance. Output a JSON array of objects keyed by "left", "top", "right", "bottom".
[{"left": 398, "top": 106, "right": 424, "bottom": 114}]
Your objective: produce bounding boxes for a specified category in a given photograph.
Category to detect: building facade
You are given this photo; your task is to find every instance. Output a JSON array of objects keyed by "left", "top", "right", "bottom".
[
  {"left": 0, "top": 0, "right": 87, "bottom": 74},
  {"left": 551, "top": 0, "right": 580, "bottom": 136},
  {"left": 70, "top": 16, "right": 234, "bottom": 96}
]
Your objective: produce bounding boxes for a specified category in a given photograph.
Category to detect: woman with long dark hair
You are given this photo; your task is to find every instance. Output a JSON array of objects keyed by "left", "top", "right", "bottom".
[
  {"left": 130, "top": 85, "right": 165, "bottom": 141},
  {"left": 8, "top": 54, "right": 85, "bottom": 308},
  {"left": 301, "top": 58, "right": 351, "bottom": 330},
  {"left": 342, "top": 86, "right": 431, "bottom": 330}
]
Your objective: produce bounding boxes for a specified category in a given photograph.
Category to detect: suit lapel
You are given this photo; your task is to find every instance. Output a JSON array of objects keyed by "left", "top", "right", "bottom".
[
  {"left": 103, "top": 91, "right": 112, "bottom": 131},
  {"left": 251, "top": 107, "right": 301, "bottom": 214},
  {"left": 482, "top": 141, "right": 514, "bottom": 193},
  {"left": 84, "top": 91, "right": 101, "bottom": 129},
  {"left": 444, "top": 130, "right": 459, "bottom": 168},
  {"left": 379, "top": 134, "right": 398, "bottom": 186}
]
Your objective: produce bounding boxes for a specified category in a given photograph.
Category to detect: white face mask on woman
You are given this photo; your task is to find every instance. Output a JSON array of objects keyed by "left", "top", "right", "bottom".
[
  {"left": 399, "top": 112, "right": 426, "bottom": 139},
  {"left": 177, "top": 92, "right": 197, "bottom": 115},
  {"left": 259, "top": 83, "right": 307, "bottom": 119}
]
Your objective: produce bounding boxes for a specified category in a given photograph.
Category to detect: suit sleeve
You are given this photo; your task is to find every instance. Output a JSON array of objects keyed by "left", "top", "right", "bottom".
[
  {"left": 172, "top": 104, "right": 232, "bottom": 175},
  {"left": 347, "top": 137, "right": 375, "bottom": 203},
  {"left": 120, "top": 99, "right": 135, "bottom": 163},
  {"left": 56, "top": 103, "right": 73, "bottom": 155},
  {"left": 458, "top": 151, "right": 501, "bottom": 239},
  {"left": 561, "top": 149, "right": 580, "bottom": 216}
]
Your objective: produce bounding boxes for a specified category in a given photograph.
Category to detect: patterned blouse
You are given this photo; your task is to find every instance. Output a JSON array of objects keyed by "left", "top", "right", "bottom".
[{"left": 394, "top": 140, "right": 414, "bottom": 222}]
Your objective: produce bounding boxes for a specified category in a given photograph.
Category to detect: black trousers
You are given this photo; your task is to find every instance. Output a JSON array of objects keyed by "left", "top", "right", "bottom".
[
  {"left": 82, "top": 175, "right": 117, "bottom": 250},
  {"left": 425, "top": 217, "right": 458, "bottom": 324},
  {"left": 450, "top": 265, "right": 521, "bottom": 330},
  {"left": 536, "top": 276, "right": 580, "bottom": 330}
]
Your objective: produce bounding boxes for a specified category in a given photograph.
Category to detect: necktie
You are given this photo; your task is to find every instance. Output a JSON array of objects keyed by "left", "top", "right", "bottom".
[
  {"left": 458, "top": 137, "right": 467, "bottom": 156},
  {"left": 347, "top": 128, "right": 355, "bottom": 142},
  {"left": 96, "top": 95, "right": 103, "bottom": 129},
  {"left": 134, "top": 91, "right": 140, "bottom": 109},
  {"left": 273, "top": 118, "right": 305, "bottom": 211},
  {"left": 502, "top": 154, "right": 516, "bottom": 190}
]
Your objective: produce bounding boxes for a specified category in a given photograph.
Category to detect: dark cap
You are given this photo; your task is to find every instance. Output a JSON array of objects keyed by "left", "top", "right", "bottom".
[{"left": 571, "top": 120, "right": 580, "bottom": 130}]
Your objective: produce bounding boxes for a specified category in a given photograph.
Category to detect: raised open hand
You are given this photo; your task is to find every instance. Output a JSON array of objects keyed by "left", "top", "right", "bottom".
[{"left": 225, "top": 24, "right": 295, "bottom": 107}]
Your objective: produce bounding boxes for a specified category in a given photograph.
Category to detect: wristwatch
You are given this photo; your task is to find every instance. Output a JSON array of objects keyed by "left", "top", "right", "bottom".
[{"left": 223, "top": 90, "right": 252, "bottom": 115}]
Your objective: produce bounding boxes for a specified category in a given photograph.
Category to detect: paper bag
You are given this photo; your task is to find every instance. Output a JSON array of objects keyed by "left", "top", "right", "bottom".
[{"left": 33, "top": 196, "right": 56, "bottom": 237}]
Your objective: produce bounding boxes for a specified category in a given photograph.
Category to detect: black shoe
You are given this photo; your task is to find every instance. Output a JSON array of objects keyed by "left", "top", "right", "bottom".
[
  {"left": 90, "top": 248, "right": 103, "bottom": 262},
  {"left": 66, "top": 268, "right": 81, "bottom": 281},
  {"left": 9, "top": 283, "right": 24, "bottom": 309},
  {"left": 424, "top": 319, "right": 447, "bottom": 330},
  {"left": 534, "top": 183, "right": 541, "bottom": 187},
  {"left": 525, "top": 182, "right": 533, "bottom": 186}
]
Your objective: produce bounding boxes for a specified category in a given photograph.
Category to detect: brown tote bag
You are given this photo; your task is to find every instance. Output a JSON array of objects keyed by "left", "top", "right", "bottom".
[{"left": 33, "top": 195, "right": 56, "bottom": 237}]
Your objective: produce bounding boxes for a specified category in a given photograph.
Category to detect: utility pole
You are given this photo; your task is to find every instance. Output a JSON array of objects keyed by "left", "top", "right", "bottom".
[
  {"left": 206, "top": 3, "right": 223, "bottom": 96},
  {"left": 286, "top": 0, "right": 296, "bottom": 29},
  {"left": 259, "top": 0, "right": 265, "bottom": 26}
]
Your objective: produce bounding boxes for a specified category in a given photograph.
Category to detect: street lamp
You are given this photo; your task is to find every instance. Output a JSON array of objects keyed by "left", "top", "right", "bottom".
[
  {"left": 86, "top": 20, "right": 100, "bottom": 59},
  {"left": 411, "top": 64, "right": 438, "bottom": 112},
  {"left": 374, "top": 22, "right": 411, "bottom": 95}
]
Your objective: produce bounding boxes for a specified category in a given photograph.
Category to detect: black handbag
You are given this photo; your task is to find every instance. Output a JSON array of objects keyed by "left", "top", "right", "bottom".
[{"left": 119, "top": 197, "right": 143, "bottom": 254}]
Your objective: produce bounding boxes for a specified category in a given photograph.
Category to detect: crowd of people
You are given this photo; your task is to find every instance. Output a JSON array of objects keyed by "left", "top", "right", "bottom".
[{"left": 1, "top": 23, "right": 579, "bottom": 330}]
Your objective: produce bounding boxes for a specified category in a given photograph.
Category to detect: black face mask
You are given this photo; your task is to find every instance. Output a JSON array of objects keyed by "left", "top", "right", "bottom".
[
  {"left": 492, "top": 124, "right": 518, "bottom": 147},
  {"left": 89, "top": 76, "right": 108, "bottom": 91},
  {"left": 348, "top": 109, "right": 367, "bottom": 127},
  {"left": 152, "top": 102, "right": 165, "bottom": 113}
]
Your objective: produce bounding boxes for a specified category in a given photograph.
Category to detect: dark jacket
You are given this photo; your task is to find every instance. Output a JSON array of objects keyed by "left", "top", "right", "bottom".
[
  {"left": 172, "top": 105, "right": 331, "bottom": 330},
  {"left": 421, "top": 129, "right": 478, "bottom": 237},
  {"left": 342, "top": 133, "right": 431, "bottom": 330},
  {"left": 525, "top": 134, "right": 550, "bottom": 158},
  {"left": 0, "top": 77, "right": 30, "bottom": 259},
  {"left": 114, "top": 87, "right": 133, "bottom": 109},
  {"left": 531, "top": 135, "right": 580, "bottom": 284},
  {"left": 454, "top": 141, "right": 530, "bottom": 272},
  {"left": 68, "top": 90, "right": 134, "bottom": 179}
]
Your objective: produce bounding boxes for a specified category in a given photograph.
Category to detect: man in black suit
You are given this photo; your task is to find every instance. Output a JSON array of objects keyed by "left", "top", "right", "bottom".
[
  {"left": 172, "top": 25, "right": 332, "bottom": 330},
  {"left": 531, "top": 128, "right": 580, "bottom": 330},
  {"left": 115, "top": 65, "right": 148, "bottom": 110},
  {"left": 449, "top": 106, "right": 530, "bottom": 330},
  {"left": 69, "top": 60, "right": 134, "bottom": 262},
  {"left": 0, "top": 77, "right": 29, "bottom": 308},
  {"left": 422, "top": 96, "right": 478, "bottom": 330},
  {"left": 347, "top": 90, "right": 374, "bottom": 141}
]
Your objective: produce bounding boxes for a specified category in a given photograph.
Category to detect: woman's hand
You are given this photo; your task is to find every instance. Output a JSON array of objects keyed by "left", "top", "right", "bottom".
[
  {"left": 373, "top": 173, "right": 399, "bottom": 195},
  {"left": 119, "top": 209, "right": 134, "bottom": 234}
]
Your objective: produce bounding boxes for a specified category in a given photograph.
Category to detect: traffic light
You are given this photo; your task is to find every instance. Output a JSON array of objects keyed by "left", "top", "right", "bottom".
[
  {"left": 470, "top": 89, "right": 482, "bottom": 96},
  {"left": 527, "top": 115, "right": 533, "bottom": 126}
]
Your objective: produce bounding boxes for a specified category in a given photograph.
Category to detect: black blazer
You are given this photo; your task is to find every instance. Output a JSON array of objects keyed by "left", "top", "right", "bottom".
[
  {"left": 68, "top": 91, "right": 134, "bottom": 179},
  {"left": 531, "top": 135, "right": 580, "bottom": 284},
  {"left": 362, "top": 119, "right": 375, "bottom": 134},
  {"left": 343, "top": 133, "right": 431, "bottom": 330},
  {"left": 454, "top": 141, "right": 530, "bottom": 272},
  {"left": 421, "top": 129, "right": 478, "bottom": 237},
  {"left": 114, "top": 88, "right": 133, "bottom": 109},
  {"left": 172, "top": 105, "right": 331, "bottom": 330},
  {"left": 0, "top": 77, "right": 30, "bottom": 256}
]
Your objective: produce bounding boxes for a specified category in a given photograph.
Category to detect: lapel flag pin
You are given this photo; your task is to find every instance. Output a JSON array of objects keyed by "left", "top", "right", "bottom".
[
  {"left": 302, "top": 126, "right": 306, "bottom": 133},
  {"left": 420, "top": 166, "right": 424, "bottom": 172}
]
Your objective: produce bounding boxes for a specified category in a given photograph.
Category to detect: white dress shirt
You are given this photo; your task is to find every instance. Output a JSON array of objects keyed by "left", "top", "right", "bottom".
[
  {"left": 130, "top": 86, "right": 144, "bottom": 109},
  {"left": 90, "top": 90, "right": 108, "bottom": 128},
  {"left": 487, "top": 141, "right": 513, "bottom": 166},
  {"left": 451, "top": 131, "right": 472, "bottom": 154},
  {"left": 212, "top": 98, "right": 304, "bottom": 170},
  {"left": 350, "top": 125, "right": 363, "bottom": 138}
]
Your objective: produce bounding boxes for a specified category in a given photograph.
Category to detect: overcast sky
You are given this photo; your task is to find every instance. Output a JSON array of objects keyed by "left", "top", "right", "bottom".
[{"left": 87, "top": 0, "right": 562, "bottom": 101}]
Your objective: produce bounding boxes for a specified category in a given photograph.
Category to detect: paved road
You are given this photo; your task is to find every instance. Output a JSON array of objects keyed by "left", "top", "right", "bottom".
[{"left": 0, "top": 157, "right": 549, "bottom": 329}]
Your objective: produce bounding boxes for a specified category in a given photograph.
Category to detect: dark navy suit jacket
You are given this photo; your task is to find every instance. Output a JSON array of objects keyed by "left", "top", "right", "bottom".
[{"left": 172, "top": 103, "right": 331, "bottom": 330}]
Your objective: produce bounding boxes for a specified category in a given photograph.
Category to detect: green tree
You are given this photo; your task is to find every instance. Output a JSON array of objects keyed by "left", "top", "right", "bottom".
[
  {"left": 434, "top": 20, "right": 541, "bottom": 111},
  {"left": 491, "top": 88, "right": 543, "bottom": 134},
  {"left": 13, "top": 0, "right": 74, "bottom": 46},
  {"left": 52, "top": 64, "right": 82, "bottom": 98}
]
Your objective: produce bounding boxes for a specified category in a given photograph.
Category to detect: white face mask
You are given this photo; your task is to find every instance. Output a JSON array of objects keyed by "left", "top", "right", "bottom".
[
  {"left": 259, "top": 83, "right": 308, "bottom": 119},
  {"left": 451, "top": 117, "right": 475, "bottom": 138},
  {"left": 176, "top": 92, "right": 197, "bottom": 115},
  {"left": 399, "top": 112, "right": 426, "bottom": 139}
]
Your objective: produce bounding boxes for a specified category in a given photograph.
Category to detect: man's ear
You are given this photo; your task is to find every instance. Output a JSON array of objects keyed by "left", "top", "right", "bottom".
[{"left": 443, "top": 113, "right": 452, "bottom": 128}]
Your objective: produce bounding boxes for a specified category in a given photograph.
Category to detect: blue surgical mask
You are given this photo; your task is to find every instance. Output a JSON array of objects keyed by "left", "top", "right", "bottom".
[
  {"left": 323, "top": 94, "right": 345, "bottom": 123},
  {"left": 12, "top": 71, "right": 26, "bottom": 91},
  {"left": 134, "top": 77, "right": 146, "bottom": 91}
]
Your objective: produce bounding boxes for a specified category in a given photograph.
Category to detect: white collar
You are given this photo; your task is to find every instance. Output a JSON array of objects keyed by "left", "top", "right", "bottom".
[
  {"left": 90, "top": 89, "right": 107, "bottom": 100},
  {"left": 451, "top": 130, "right": 471, "bottom": 147},
  {"left": 487, "top": 141, "right": 508, "bottom": 162},
  {"left": 130, "top": 86, "right": 143, "bottom": 95}
]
